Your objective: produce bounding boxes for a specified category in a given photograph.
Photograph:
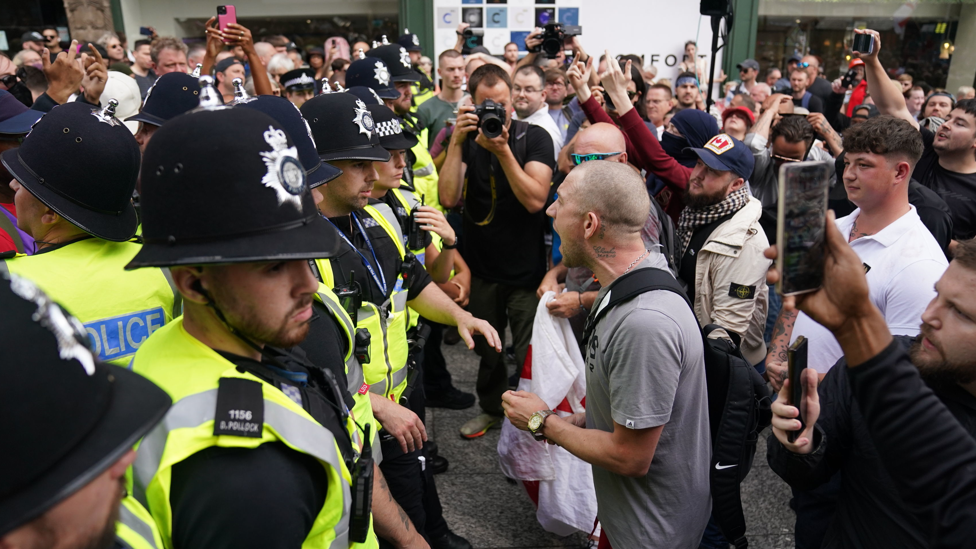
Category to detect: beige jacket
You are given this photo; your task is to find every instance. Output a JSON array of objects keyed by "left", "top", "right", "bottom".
[{"left": 692, "top": 196, "right": 771, "bottom": 365}]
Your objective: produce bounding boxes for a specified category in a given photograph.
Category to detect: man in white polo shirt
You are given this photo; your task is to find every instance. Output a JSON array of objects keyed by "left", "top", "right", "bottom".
[
  {"left": 512, "top": 65, "right": 564, "bottom": 160},
  {"left": 766, "top": 115, "right": 947, "bottom": 382},
  {"left": 763, "top": 115, "right": 947, "bottom": 549}
]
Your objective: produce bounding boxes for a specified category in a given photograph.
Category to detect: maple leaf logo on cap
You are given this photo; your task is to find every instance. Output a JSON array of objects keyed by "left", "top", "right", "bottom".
[{"left": 704, "top": 134, "right": 734, "bottom": 155}]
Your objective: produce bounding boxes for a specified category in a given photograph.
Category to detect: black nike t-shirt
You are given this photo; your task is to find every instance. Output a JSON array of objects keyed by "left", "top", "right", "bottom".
[{"left": 914, "top": 128, "right": 976, "bottom": 240}]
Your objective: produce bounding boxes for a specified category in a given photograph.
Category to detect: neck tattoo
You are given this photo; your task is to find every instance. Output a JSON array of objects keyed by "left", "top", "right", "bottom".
[
  {"left": 623, "top": 250, "right": 650, "bottom": 275},
  {"left": 849, "top": 219, "right": 873, "bottom": 242}
]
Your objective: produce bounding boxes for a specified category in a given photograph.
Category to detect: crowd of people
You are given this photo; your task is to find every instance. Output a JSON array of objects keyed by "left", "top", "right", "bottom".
[{"left": 1, "top": 16, "right": 976, "bottom": 549}]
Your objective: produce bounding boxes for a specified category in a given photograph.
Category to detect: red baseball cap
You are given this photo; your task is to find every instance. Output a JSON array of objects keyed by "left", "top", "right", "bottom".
[
  {"left": 722, "top": 106, "right": 755, "bottom": 126},
  {"left": 848, "top": 58, "right": 865, "bottom": 69}
]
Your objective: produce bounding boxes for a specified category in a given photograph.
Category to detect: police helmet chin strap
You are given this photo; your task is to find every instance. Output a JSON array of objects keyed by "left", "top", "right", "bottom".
[{"left": 193, "top": 278, "right": 355, "bottom": 426}]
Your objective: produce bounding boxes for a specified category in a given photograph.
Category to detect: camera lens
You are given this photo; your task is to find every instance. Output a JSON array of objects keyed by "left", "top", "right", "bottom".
[
  {"left": 542, "top": 37, "right": 562, "bottom": 58},
  {"left": 481, "top": 114, "right": 503, "bottom": 139}
]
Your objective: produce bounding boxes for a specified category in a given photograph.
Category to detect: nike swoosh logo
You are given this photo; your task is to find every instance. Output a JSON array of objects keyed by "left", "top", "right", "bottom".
[{"left": 715, "top": 463, "right": 737, "bottom": 470}]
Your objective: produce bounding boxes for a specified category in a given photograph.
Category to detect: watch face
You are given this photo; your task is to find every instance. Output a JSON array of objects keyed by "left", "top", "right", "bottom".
[{"left": 528, "top": 413, "right": 542, "bottom": 431}]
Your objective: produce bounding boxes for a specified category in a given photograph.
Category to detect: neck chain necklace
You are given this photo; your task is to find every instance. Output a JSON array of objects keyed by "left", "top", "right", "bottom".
[{"left": 623, "top": 250, "right": 649, "bottom": 275}]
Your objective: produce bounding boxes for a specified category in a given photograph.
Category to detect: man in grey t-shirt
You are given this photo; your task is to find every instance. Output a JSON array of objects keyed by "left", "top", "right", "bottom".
[{"left": 503, "top": 161, "right": 711, "bottom": 548}]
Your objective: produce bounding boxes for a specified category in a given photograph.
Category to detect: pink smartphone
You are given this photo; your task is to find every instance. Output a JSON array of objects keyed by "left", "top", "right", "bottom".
[{"left": 217, "top": 5, "right": 237, "bottom": 40}]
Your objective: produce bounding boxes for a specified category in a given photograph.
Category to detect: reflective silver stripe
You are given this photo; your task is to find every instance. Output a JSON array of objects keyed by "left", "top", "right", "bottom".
[
  {"left": 317, "top": 292, "right": 355, "bottom": 337},
  {"left": 346, "top": 355, "right": 364, "bottom": 394},
  {"left": 0, "top": 260, "right": 8, "bottom": 276},
  {"left": 368, "top": 365, "right": 408, "bottom": 396},
  {"left": 118, "top": 502, "right": 158, "bottom": 549},
  {"left": 413, "top": 163, "right": 434, "bottom": 178},
  {"left": 367, "top": 203, "right": 405, "bottom": 248},
  {"left": 132, "top": 389, "right": 351, "bottom": 547},
  {"left": 160, "top": 268, "right": 183, "bottom": 319},
  {"left": 392, "top": 289, "right": 408, "bottom": 312}
]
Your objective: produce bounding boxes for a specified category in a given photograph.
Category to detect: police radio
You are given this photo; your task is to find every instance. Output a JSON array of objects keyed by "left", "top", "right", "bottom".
[
  {"left": 406, "top": 194, "right": 427, "bottom": 251},
  {"left": 354, "top": 328, "right": 371, "bottom": 365},
  {"left": 349, "top": 424, "right": 374, "bottom": 543},
  {"left": 335, "top": 270, "right": 362, "bottom": 325}
]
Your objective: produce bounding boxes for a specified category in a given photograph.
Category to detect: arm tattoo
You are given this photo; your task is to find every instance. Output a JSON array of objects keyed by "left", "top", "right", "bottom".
[
  {"left": 593, "top": 245, "right": 616, "bottom": 258},
  {"left": 397, "top": 505, "right": 412, "bottom": 532}
]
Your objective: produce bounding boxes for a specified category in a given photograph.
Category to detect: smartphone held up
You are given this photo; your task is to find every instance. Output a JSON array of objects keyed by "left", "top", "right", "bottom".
[
  {"left": 217, "top": 5, "right": 237, "bottom": 42},
  {"left": 776, "top": 161, "right": 831, "bottom": 296}
]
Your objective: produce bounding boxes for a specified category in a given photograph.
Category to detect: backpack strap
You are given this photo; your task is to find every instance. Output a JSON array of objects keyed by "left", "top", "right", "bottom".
[
  {"left": 582, "top": 267, "right": 689, "bottom": 347},
  {"left": 801, "top": 92, "right": 812, "bottom": 110}
]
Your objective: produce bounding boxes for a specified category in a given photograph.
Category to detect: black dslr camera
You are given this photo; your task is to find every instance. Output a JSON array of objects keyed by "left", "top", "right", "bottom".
[
  {"left": 473, "top": 99, "right": 505, "bottom": 139},
  {"left": 541, "top": 23, "right": 582, "bottom": 59}
]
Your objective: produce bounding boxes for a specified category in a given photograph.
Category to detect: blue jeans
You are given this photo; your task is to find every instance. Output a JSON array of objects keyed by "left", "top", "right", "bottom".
[
  {"left": 764, "top": 284, "right": 782, "bottom": 347},
  {"left": 699, "top": 516, "right": 729, "bottom": 549}
]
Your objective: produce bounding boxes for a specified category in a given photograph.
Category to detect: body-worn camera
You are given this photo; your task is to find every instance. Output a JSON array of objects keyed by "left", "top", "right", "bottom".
[
  {"left": 541, "top": 23, "right": 582, "bottom": 59},
  {"left": 334, "top": 271, "right": 362, "bottom": 326},
  {"left": 473, "top": 99, "right": 505, "bottom": 139},
  {"left": 406, "top": 194, "right": 427, "bottom": 251}
]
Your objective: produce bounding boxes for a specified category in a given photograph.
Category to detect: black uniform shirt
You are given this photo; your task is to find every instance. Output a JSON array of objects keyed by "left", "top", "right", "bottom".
[{"left": 324, "top": 200, "right": 432, "bottom": 306}]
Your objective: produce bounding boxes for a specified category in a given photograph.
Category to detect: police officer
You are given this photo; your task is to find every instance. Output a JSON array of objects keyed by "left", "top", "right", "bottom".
[
  {"left": 0, "top": 102, "right": 179, "bottom": 367},
  {"left": 366, "top": 104, "right": 475, "bottom": 412},
  {"left": 234, "top": 93, "right": 435, "bottom": 549},
  {"left": 396, "top": 30, "right": 434, "bottom": 109},
  {"left": 345, "top": 56, "right": 400, "bottom": 103},
  {"left": 0, "top": 272, "right": 171, "bottom": 549},
  {"left": 125, "top": 104, "right": 431, "bottom": 548},
  {"left": 125, "top": 71, "right": 209, "bottom": 152},
  {"left": 281, "top": 67, "right": 317, "bottom": 107},
  {"left": 303, "top": 91, "right": 498, "bottom": 549},
  {"left": 363, "top": 44, "right": 443, "bottom": 231}
]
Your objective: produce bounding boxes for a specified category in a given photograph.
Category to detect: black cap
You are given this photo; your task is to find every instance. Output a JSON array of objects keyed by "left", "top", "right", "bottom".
[
  {"left": 0, "top": 273, "right": 171, "bottom": 536},
  {"left": 301, "top": 93, "right": 390, "bottom": 163},
  {"left": 281, "top": 68, "right": 316, "bottom": 92},
  {"left": 368, "top": 104, "right": 418, "bottom": 150},
  {"left": 20, "top": 31, "right": 44, "bottom": 44},
  {"left": 235, "top": 94, "right": 342, "bottom": 189},
  {"left": 345, "top": 57, "right": 398, "bottom": 99},
  {"left": 397, "top": 31, "right": 422, "bottom": 53},
  {"left": 369, "top": 44, "right": 421, "bottom": 83},
  {"left": 347, "top": 86, "right": 384, "bottom": 106},
  {"left": 126, "top": 72, "right": 212, "bottom": 127},
  {"left": 0, "top": 102, "right": 140, "bottom": 241},
  {"left": 128, "top": 108, "right": 340, "bottom": 268},
  {"left": 214, "top": 56, "right": 244, "bottom": 74}
]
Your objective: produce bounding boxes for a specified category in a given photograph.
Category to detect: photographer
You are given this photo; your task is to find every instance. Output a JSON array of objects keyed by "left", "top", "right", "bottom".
[{"left": 438, "top": 64, "right": 554, "bottom": 439}]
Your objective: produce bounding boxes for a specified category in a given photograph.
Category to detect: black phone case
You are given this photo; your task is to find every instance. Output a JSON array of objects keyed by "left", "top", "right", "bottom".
[
  {"left": 787, "top": 337, "right": 808, "bottom": 443},
  {"left": 852, "top": 33, "right": 873, "bottom": 54}
]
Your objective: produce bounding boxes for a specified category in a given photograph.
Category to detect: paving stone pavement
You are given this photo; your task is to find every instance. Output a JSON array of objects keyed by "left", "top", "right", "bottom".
[{"left": 425, "top": 334, "right": 796, "bottom": 549}]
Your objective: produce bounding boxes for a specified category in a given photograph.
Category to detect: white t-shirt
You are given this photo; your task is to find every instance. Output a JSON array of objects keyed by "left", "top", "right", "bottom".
[
  {"left": 514, "top": 104, "right": 564, "bottom": 161},
  {"left": 790, "top": 206, "right": 948, "bottom": 373}
]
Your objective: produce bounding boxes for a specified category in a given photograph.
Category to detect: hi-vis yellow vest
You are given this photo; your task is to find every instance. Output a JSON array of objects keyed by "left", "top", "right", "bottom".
[
  {"left": 0, "top": 239, "right": 179, "bottom": 366},
  {"left": 410, "top": 140, "right": 445, "bottom": 215},
  {"left": 116, "top": 496, "right": 163, "bottom": 549},
  {"left": 315, "top": 204, "right": 411, "bottom": 402},
  {"left": 130, "top": 319, "right": 351, "bottom": 549},
  {"left": 314, "top": 284, "right": 382, "bottom": 465}
]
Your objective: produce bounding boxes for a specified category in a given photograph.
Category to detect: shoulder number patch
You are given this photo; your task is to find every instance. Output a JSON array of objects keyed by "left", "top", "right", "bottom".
[
  {"left": 728, "top": 283, "right": 756, "bottom": 300},
  {"left": 214, "top": 377, "right": 265, "bottom": 438}
]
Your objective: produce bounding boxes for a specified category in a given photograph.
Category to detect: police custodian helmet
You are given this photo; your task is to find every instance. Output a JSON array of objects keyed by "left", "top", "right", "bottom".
[{"left": 127, "top": 107, "right": 340, "bottom": 268}]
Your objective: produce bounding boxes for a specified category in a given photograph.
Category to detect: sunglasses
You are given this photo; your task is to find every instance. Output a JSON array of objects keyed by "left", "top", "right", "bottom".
[
  {"left": 771, "top": 153, "right": 803, "bottom": 163},
  {"left": 0, "top": 74, "right": 17, "bottom": 89},
  {"left": 43, "top": 34, "right": 58, "bottom": 40},
  {"left": 572, "top": 152, "right": 622, "bottom": 166},
  {"left": 797, "top": 62, "right": 811, "bottom": 68}
]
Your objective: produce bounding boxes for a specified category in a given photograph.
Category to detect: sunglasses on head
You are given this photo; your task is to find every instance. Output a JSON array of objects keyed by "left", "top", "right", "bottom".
[{"left": 572, "top": 152, "right": 622, "bottom": 166}]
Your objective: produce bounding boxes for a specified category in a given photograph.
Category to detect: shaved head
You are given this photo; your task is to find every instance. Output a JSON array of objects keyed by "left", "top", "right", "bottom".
[
  {"left": 564, "top": 160, "right": 649, "bottom": 237},
  {"left": 575, "top": 123, "right": 626, "bottom": 156}
]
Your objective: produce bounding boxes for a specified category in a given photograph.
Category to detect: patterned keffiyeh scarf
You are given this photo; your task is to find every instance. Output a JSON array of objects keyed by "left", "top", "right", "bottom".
[{"left": 677, "top": 186, "right": 750, "bottom": 255}]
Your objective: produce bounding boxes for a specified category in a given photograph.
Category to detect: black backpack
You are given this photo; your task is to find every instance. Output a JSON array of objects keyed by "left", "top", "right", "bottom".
[{"left": 582, "top": 267, "right": 772, "bottom": 549}]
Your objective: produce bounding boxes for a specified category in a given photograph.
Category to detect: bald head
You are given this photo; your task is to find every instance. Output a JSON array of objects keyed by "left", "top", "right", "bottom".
[
  {"left": 575, "top": 123, "right": 627, "bottom": 158},
  {"left": 564, "top": 160, "right": 650, "bottom": 238},
  {"left": 801, "top": 55, "right": 819, "bottom": 80}
]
